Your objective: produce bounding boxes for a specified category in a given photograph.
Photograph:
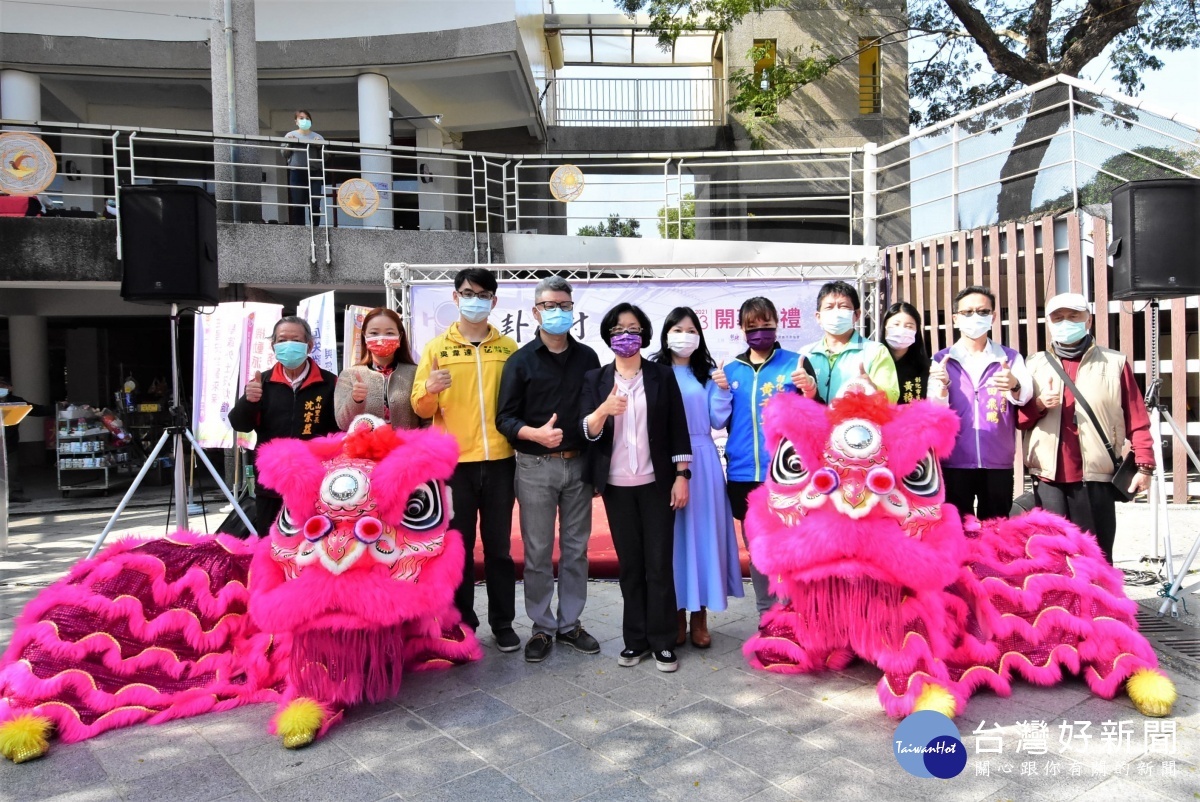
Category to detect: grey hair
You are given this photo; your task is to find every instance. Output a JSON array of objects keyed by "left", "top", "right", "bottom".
[
  {"left": 271, "top": 315, "right": 313, "bottom": 343},
  {"left": 534, "top": 275, "right": 573, "bottom": 301}
]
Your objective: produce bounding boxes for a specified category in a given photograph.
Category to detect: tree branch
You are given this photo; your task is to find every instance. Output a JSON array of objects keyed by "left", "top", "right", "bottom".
[
  {"left": 1057, "top": 0, "right": 1144, "bottom": 76},
  {"left": 943, "top": 0, "right": 1049, "bottom": 84},
  {"left": 1026, "top": 0, "right": 1053, "bottom": 63}
]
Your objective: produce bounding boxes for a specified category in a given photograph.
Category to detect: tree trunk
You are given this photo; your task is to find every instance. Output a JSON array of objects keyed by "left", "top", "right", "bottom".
[{"left": 995, "top": 85, "right": 1072, "bottom": 222}]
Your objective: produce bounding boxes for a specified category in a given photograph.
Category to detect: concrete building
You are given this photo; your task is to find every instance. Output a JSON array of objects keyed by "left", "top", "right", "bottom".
[{"left": 0, "top": 0, "right": 903, "bottom": 465}]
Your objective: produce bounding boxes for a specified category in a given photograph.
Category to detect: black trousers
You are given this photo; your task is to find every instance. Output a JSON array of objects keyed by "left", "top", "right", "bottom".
[
  {"left": 1033, "top": 478, "right": 1118, "bottom": 564},
  {"left": 450, "top": 457, "right": 517, "bottom": 633},
  {"left": 254, "top": 493, "right": 283, "bottom": 538},
  {"left": 287, "top": 167, "right": 322, "bottom": 225},
  {"left": 603, "top": 482, "right": 677, "bottom": 652},
  {"left": 943, "top": 467, "right": 1014, "bottom": 521}
]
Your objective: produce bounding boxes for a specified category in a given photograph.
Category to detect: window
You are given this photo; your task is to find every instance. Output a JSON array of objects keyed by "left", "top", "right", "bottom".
[
  {"left": 858, "top": 37, "right": 881, "bottom": 114},
  {"left": 752, "top": 39, "right": 777, "bottom": 117}
]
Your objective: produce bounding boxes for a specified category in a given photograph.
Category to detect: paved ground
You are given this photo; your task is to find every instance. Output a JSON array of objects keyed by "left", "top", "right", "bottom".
[{"left": 1, "top": 499, "right": 1199, "bottom": 802}]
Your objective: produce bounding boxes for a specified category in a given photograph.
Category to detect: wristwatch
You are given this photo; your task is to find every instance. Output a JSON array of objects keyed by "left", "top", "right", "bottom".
[{"left": 677, "top": 468, "right": 692, "bottom": 480}]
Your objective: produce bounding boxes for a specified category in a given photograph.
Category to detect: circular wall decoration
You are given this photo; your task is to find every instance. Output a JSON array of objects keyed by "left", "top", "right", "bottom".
[
  {"left": 549, "top": 163, "right": 584, "bottom": 202},
  {"left": 0, "top": 132, "right": 57, "bottom": 195},
  {"left": 336, "top": 178, "right": 381, "bottom": 219}
]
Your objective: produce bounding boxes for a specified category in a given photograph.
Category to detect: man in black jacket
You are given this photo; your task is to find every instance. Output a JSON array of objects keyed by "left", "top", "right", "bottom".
[{"left": 226, "top": 316, "right": 338, "bottom": 535}]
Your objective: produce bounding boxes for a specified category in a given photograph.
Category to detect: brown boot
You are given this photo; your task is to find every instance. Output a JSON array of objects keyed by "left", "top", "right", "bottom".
[
  {"left": 690, "top": 608, "right": 711, "bottom": 649},
  {"left": 676, "top": 609, "right": 688, "bottom": 647}
]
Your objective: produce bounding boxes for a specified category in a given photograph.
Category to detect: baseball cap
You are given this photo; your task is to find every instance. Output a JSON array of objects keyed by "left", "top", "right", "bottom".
[{"left": 1045, "top": 292, "right": 1090, "bottom": 315}]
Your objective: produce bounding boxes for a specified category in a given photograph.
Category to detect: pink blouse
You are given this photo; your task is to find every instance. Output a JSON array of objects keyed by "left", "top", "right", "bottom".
[{"left": 608, "top": 370, "right": 654, "bottom": 487}]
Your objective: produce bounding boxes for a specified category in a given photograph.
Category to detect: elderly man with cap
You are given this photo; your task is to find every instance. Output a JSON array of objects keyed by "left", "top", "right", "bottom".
[{"left": 1018, "top": 292, "right": 1154, "bottom": 564}]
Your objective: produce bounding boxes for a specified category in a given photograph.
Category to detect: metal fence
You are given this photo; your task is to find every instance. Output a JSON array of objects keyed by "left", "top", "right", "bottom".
[
  {"left": 874, "top": 75, "right": 1200, "bottom": 245},
  {"left": 544, "top": 78, "right": 724, "bottom": 126}
]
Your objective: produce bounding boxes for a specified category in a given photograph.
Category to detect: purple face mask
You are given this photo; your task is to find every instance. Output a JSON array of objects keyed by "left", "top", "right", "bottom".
[
  {"left": 745, "top": 327, "right": 777, "bottom": 352},
  {"left": 609, "top": 333, "right": 643, "bottom": 358}
]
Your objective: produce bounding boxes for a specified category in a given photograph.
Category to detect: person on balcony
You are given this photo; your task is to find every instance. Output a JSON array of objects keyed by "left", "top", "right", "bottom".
[
  {"left": 334, "top": 307, "right": 421, "bottom": 431},
  {"left": 411, "top": 268, "right": 521, "bottom": 652},
  {"left": 281, "top": 109, "right": 325, "bottom": 225}
]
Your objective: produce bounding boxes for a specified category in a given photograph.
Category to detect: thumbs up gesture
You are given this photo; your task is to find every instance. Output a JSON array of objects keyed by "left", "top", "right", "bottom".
[
  {"left": 533, "top": 412, "right": 564, "bottom": 449},
  {"left": 601, "top": 382, "right": 628, "bottom": 417},
  {"left": 791, "top": 364, "right": 817, "bottom": 397},
  {"left": 425, "top": 355, "right": 453, "bottom": 394},
  {"left": 989, "top": 359, "right": 1017, "bottom": 393},
  {"left": 351, "top": 371, "right": 369, "bottom": 403},
  {"left": 1037, "top": 375, "right": 1063, "bottom": 412},
  {"left": 245, "top": 370, "right": 264, "bottom": 403},
  {"left": 712, "top": 359, "right": 730, "bottom": 391}
]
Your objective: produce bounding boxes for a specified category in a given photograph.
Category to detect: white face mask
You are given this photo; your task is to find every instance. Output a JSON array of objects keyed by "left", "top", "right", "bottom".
[
  {"left": 1050, "top": 319, "right": 1088, "bottom": 345},
  {"left": 0, "top": 388, "right": 9, "bottom": 399},
  {"left": 885, "top": 328, "right": 916, "bottom": 349},
  {"left": 956, "top": 314, "right": 993, "bottom": 340},
  {"left": 819, "top": 308, "right": 855, "bottom": 336},
  {"left": 667, "top": 332, "right": 700, "bottom": 358}
]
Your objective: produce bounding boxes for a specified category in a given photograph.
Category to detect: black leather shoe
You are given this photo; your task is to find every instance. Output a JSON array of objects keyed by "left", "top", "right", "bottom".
[
  {"left": 556, "top": 624, "right": 600, "bottom": 654},
  {"left": 524, "top": 632, "right": 553, "bottom": 663}
]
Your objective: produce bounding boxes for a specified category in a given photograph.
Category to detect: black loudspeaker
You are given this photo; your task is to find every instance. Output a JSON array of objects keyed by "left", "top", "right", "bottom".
[
  {"left": 1109, "top": 178, "right": 1200, "bottom": 300},
  {"left": 120, "top": 184, "right": 219, "bottom": 305}
]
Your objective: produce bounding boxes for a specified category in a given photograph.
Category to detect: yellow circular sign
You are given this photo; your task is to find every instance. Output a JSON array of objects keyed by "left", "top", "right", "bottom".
[
  {"left": 336, "top": 178, "right": 381, "bottom": 219},
  {"left": 549, "top": 164, "right": 584, "bottom": 202},
  {"left": 0, "top": 132, "right": 57, "bottom": 195}
]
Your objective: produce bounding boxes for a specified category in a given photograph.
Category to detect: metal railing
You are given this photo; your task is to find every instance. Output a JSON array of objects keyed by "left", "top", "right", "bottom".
[
  {"left": 873, "top": 74, "right": 1200, "bottom": 244},
  {"left": 2, "top": 119, "right": 866, "bottom": 263},
  {"left": 544, "top": 78, "right": 724, "bottom": 126}
]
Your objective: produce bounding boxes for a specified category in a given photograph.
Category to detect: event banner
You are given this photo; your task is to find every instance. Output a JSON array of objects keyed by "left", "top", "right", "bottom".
[
  {"left": 192, "top": 302, "right": 282, "bottom": 449},
  {"left": 409, "top": 279, "right": 824, "bottom": 363},
  {"left": 298, "top": 291, "right": 338, "bottom": 374},
  {"left": 342, "top": 304, "right": 372, "bottom": 370}
]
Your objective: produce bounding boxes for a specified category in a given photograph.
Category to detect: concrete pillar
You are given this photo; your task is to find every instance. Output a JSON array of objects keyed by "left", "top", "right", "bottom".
[
  {"left": 0, "top": 70, "right": 41, "bottom": 124},
  {"left": 66, "top": 328, "right": 103, "bottom": 407},
  {"left": 10, "top": 316, "right": 49, "bottom": 464},
  {"left": 209, "top": 0, "right": 261, "bottom": 222},
  {"left": 416, "top": 128, "right": 453, "bottom": 231},
  {"left": 357, "top": 73, "right": 394, "bottom": 230}
]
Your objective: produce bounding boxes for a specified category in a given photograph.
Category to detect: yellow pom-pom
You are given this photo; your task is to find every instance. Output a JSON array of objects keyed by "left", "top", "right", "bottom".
[
  {"left": 1127, "top": 669, "right": 1176, "bottom": 718},
  {"left": 0, "top": 714, "right": 52, "bottom": 763},
  {"left": 913, "top": 683, "right": 958, "bottom": 719},
  {"left": 276, "top": 698, "right": 325, "bottom": 749}
]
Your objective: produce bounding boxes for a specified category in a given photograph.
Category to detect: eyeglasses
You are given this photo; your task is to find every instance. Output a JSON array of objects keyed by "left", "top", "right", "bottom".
[
  {"left": 535, "top": 301, "right": 574, "bottom": 311},
  {"left": 609, "top": 327, "right": 643, "bottom": 336},
  {"left": 458, "top": 289, "right": 495, "bottom": 301},
  {"left": 956, "top": 308, "right": 993, "bottom": 317}
]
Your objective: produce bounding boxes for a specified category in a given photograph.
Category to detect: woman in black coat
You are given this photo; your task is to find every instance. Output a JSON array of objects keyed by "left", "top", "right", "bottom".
[{"left": 581, "top": 303, "right": 692, "bottom": 673}]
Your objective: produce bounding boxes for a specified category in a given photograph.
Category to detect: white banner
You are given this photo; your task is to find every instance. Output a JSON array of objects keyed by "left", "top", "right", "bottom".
[
  {"left": 192, "top": 302, "right": 282, "bottom": 449},
  {"left": 343, "top": 304, "right": 373, "bottom": 370},
  {"left": 409, "top": 279, "right": 825, "bottom": 363},
  {"left": 298, "top": 291, "right": 338, "bottom": 373}
]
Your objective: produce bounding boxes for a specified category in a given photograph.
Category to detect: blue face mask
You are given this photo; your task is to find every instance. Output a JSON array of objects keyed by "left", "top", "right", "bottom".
[
  {"left": 0, "top": 388, "right": 9, "bottom": 399},
  {"left": 539, "top": 308, "right": 574, "bottom": 336},
  {"left": 458, "top": 296, "right": 492, "bottom": 324},
  {"left": 1050, "top": 319, "right": 1088, "bottom": 345},
  {"left": 297, "top": 119, "right": 312, "bottom": 131},
  {"left": 273, "top": 341, "right": 309, "bottom": 370}
]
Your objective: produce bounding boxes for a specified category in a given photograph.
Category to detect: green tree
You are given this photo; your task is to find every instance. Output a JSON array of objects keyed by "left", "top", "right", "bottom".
[
  {"left": 658, "top": 193, "right": 697, "bottom": 239},
  {"left": 1037, "top": 146, "right": 1200, "bottom": 213},
  {"left": 618, "top": 1, "right": 1200, "bottom": 216},
  {"left": 577, "top": 214, "right": 642, "bottom": 238}
]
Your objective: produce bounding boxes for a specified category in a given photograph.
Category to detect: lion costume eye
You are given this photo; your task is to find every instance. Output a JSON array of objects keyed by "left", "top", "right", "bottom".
[
  {"left": 902, "top": 450, "right": 940, "bottom": 498},
  {"left": 403, "top": 482, "right": 443, "bottom": 531},
  {"left": 770, "top": 439, "right": 808, "bottom": 486}
]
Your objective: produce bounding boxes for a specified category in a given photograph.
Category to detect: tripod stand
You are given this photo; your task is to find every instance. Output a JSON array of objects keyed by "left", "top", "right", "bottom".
[
  {"left": 1143, "top": 299, "right": 1200, "bottom": 618},
  {"left": 87, "top": 304, "right": 254, "bottom": 559}
]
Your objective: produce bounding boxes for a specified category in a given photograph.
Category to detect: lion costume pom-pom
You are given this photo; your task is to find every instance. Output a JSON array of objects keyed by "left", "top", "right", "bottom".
[
  {"left": 0, "top": 415, "right": 481, "bottom": 762},
  {"left": 742, "top": 389, "right": 1174, "bottom": 720}
]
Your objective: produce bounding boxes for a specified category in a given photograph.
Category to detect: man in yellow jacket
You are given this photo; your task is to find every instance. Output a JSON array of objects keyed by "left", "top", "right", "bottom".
[{"left": 412, "top": 267, "right": 521, "bottom": 652}]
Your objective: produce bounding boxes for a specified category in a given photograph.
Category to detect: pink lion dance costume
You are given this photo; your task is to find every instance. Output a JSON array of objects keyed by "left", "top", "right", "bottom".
[
  {"left": 742, "top": 389, "right": 1175, "bottom": 720},
  {"left": 0, "top": 415, "right": 481, "bottom": 762}
]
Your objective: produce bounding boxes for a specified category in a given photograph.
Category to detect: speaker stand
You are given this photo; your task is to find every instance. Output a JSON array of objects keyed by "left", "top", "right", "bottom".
[
  {"left": 87, "top": 305, "right": 254, "bottom": 559},
  {"left": 1142, "top": 299, "right": 1200, "bottom": 618}
]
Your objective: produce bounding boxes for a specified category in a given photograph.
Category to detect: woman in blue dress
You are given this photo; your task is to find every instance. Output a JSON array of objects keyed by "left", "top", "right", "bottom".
[{"left": 652, "top": 307, "right": 744, "bottom": 648}]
